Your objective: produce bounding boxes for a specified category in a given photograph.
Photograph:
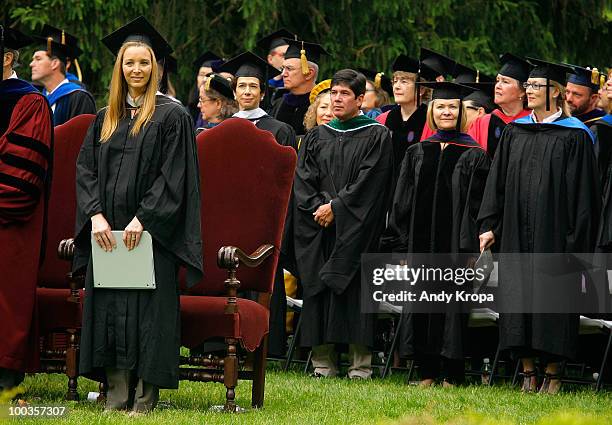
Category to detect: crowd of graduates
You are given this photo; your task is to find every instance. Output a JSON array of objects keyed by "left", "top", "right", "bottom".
[{"left": 1, "top": 15, "right": 612, "bottom": 413}]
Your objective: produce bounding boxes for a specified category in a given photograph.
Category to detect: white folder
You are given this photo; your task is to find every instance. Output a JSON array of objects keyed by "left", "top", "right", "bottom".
[{"left": 91, "top": 230, "right": 156, "bottom": 289}]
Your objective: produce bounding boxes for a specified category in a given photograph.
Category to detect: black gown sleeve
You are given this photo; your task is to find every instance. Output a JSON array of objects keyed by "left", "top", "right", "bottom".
[
  {"left": 68, "top": 90, "right": 97, "bottom": 118},
  {"left": 380, "top": 145, "right": 419, "bottom": 252},
  {"left": 477, "top": 125, "right": 513, "bottom": 239},
  {"left": 565, "top": 130, "right": 601, "bottom": 252}
]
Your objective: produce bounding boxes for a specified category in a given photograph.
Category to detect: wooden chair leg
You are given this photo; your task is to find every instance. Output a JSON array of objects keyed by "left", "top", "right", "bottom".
[
  {"left": 252, "top": 336, "right": 268, "bottom": 408},
  {"left": 224, "top": 337, "right": 239, "bottom": 412},
  {"left": 65, "top": 329, "right": 79, "bottom": 400}
]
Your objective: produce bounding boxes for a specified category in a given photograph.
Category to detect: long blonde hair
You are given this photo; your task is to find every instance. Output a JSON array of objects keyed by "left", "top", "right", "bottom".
[{"left": 100, "top": 41, "right": 159, "bottom": 142}]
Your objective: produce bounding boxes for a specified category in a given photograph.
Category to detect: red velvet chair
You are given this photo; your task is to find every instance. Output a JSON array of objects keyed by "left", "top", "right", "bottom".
[
  {"left": 179, "top": 118, "right": 296, "bottom": 411},
  {"left": 36, "top": 114, "right": 95, "bottom": 400}
]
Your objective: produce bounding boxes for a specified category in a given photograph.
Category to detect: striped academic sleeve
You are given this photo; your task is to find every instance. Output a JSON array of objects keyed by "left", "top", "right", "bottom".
[{"left": 0, "top": 93, "right": 52, "bottom": 224}]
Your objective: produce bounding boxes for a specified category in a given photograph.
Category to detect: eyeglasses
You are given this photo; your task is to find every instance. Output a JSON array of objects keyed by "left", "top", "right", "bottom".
[
  {"left": 522, "top": 82, "right": 552, "bottom": 91},
  {"left": 392, "top": 78, "right": 415, "bottom": 86},
  {"left": 198, "top": 97, "right": 216, "bottom": 103}
]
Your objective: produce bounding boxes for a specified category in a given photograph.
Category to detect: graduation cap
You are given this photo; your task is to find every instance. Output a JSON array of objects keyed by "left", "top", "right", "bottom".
[
  {"left": 309, "top": 78, "right": 331, "bottom": 104},
  {"left": 498, "top": 53, "right": 532, "bottom": 82},
  {"left": 527, "top": 57, "right": 575, "bottom": 111},
  {"left": 452, "top": 62, "right": 494, "bottom": 84},
  {"left": 256, "top": 28, "right": 296, "bottom": 53},
  {"left": 463, "top": 82, "right": 497, "bottom": 112},
  {"left": 193, "top": 51, "right": 223, "bottom": 72},
  {"left": 420, "top": 47, "right": 455, "bottom": 80},
  {"left": 40, "top": 24, "right": 82, "bottom": 57},
  {"left": 101, "top": 16, "right": 173, "bottom": 61},
  {"left": 567, "top": 64, "right": 602, "bottom": 91},
  {"left": 392, "top": 54, "right": 420, "bottom": 74},
  {"left": 32, "top": 24, "right": 84, "bottom": 80},
  {"left": 1, "top": 26, "right": 32, "bottom": 71},
  {"left": 204, "top": 73, "right": 234, "bottom": 100},
  {"left": 357, "top": 68, "right": 393, "bottom": 97},
  {"left": 218, "top": 51, "right": 279, "bottom": 88},
  {"left": 284, "top": 39, "right": 328, "bottom": 75},
  {"left": 418, "top": 81, "right": 475, "bottom": 131}
]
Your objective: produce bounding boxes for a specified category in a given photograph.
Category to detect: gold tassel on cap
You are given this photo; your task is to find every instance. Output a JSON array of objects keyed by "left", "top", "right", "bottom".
[
  {"left": 374, "top": 72, "right": 383, "bottom": 89},
  {"left": 300, "top": 41, "right": 309, "bottom": 76},
  {"left": 601, "top": 74, "right": 606, "bottom": 89},
  {"left": 47, "top": 37, "right": 53, "bottom": 56},
  {"left": 73, "top": 58, "right": 83, "bottom": 82},
  {"left": 61, "top": 30, "right": 65, "bottom": 45},
  {"left": 204, "top": 75, "right": 212, "bottom": 91},
  {"left": 591, "top": 68, "right": 600, "bottom": 86}
]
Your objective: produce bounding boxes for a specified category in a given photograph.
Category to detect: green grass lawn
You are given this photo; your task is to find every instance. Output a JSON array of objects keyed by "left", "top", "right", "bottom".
[{"left": 3, "top": 365, "right": 611, "bottom": 425}]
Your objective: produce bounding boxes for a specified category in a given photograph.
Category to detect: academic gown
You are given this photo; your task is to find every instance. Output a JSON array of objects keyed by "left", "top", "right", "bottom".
[
  {"left": 269, "top": 92, "right": 310, "bottom": 136},
  {"left": 0, "top": 78, "right": 53, "bottom": 374},
  {"left": 75, "top": 95, "right": 203, "bottom": 389},
  {"left": 380, "top": 131, "right": 490, "bottom": 360},
  {"left": 591, "top": 115, "right": 612, "bottom": 189},
  {"left": 376, "top": 104, "right": 428, "bottom": 183},
  {"left": 477, "top": 115, "right": 600, "bottom": 359},
  {"left": 468, "top": 109, "right": 531, "bottom": 156},
  {"left": 0, "top": 78, "right": 53, "bottom": 372},
  {"left": 45, "top": 83, "right": 96, "bottom": 126},
  {"left": 293, "top": 116, "right": 394, "bottom": 348}
]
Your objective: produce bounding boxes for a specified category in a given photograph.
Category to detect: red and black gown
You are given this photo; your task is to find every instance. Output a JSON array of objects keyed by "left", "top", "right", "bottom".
[{"left": 0, "top": 78, "right": 53, "bottom": 380}]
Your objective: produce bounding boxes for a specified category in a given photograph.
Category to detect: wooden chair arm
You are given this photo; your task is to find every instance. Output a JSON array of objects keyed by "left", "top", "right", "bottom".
[
  {"left": 58, "top": 238, "right": 75, "bottom": 261},
  {"left": 217, "top": 244, "right": 275, "bottom": 270},
  {"left": 217, "top": 244, "right": 275, "bottom": 314}
]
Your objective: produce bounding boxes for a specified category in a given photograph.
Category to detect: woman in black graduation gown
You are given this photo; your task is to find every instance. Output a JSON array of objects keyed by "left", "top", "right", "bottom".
[
  {"left": 74, "top": 17, "right": 203, "bottom": 413},
  {"left": 478, "top": 59, "right": 600, "bottom": 394},
  {"left": 381, "top": 82, "right": 490, "bottom": 386}
]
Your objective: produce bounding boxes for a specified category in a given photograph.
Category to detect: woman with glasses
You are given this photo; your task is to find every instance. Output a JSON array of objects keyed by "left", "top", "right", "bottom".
[
  {"left": 468, "top": 53, "right": 532, "bottom": 156},
  {"left": 195, "top": 74, "right": 237, "bottom": 134},
  {"left": 478, "top": 59, "right": 600, "bottom": 394}
]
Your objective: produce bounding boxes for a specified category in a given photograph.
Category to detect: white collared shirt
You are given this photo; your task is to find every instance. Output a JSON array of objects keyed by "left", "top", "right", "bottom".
[
  {"left": 530, "top": 108, "right": 562, "bottom": 124},
  {"left": 8, "top": 71, "right": 17, "bottom": 79}
]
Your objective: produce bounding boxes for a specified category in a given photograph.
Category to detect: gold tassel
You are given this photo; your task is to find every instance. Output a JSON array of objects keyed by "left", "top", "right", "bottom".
[
  {"left": 591, "top": 68, "right": 599, "bottom": 86},
  {"left": 61, "top": 30, "right": 65, "bottom": 45},
  {"left": 73, "top": 58, "right": 83, "bottom": 81},
  {"left": 300, "top": 41, "right": 309, "bottom": 76},
  {"left": 47, "top": 37, "right": 53, "bottom": 56},
  {"left": 476, "top": 69, "right": 480, "bottom": 83},
  {"left": 601, "top": 74, "right": 606, "bottom": 89},
  {"left": 204, "top": 75, "right": 212, "bottom": 91},
  {"left": 374, "top": 72, "right": 382, "bottom": 89}
]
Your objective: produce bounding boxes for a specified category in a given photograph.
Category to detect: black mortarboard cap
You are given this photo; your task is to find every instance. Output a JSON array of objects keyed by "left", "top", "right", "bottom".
[
  {"left": 391, "top": 54, "right": 420, "bottom": 74},
  {"left": 418, "top": 81, "right": 475, "bottom": 100},
  {"left": 284, "top": 39, "right": 328, "bottom": 65},
  {"left": 101, "top": 16, "right": 173, "bottom": 60},
  {"left": 40, "top": 24, "right": 82, "bottom": 57},
  {"left": 527, "top": 57, "right": 574, "bottom": 83},
  {"left": 218, "top": 51, "right": 279, "bottom": 87},
  {"left": 463, "top": 82, "right": 496, "bottom": 112},
  {"left": 204, "top": 73, "right": 234, "bottom": 100},
  {"left": 452, "top": 63, "right": 494, "bottom": 84},
  {"left": 193, "top": 51, "right": 222, "bottom": 71},
  {"left": 357, "top": 68, "right": 393, "bottom": 97},
  {"left": 567, "top": 64, "right": 602, "bottom": 91},
  {"left": 1, "top": 26, "right": 32, "bottom": 51},
  {"left": 419, "top": 63, "right": 440, "bottom": 82},
  {"left": 256, "top": 29, "right": 295, "bottom": 52},
  {"left": 498, "top": 53, "right": 532, "bottom": 82},
  {"left": 527, "top": 57, "right": 574, "bottom": 111},
  {"left": 420, "top": 47, "right": 455, "bottom": 79}
]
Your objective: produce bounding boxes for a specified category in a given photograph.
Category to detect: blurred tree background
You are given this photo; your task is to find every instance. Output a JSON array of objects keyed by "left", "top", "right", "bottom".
[{"left": 3, "top": 0, "right": 611, "bottom": 105}]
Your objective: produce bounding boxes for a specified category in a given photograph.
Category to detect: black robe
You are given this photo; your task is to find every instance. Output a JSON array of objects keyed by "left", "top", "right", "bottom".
[
  {"left": 477, "top": 117, "right": 600, "bottom": 359},
  {"left": 293, "top": 119, "right": 394, "bottom": 348},
  {"left": 52, "top": 90, "right": 96, "bottom": 126},
  {"left": 381, "top": 132, "right": 490, "bottom": 359},
  {"left": 592, "top": 117, "right": 612, "bottom": 190},
  {"left": 382, "top": 104, "right": 428, "bottom": 182},
  {"left": 75, "top": 95, "right": 203, "bottom": 389},
  {"left": 269, "top": 92, "right": 310, "bottom": 136}
]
